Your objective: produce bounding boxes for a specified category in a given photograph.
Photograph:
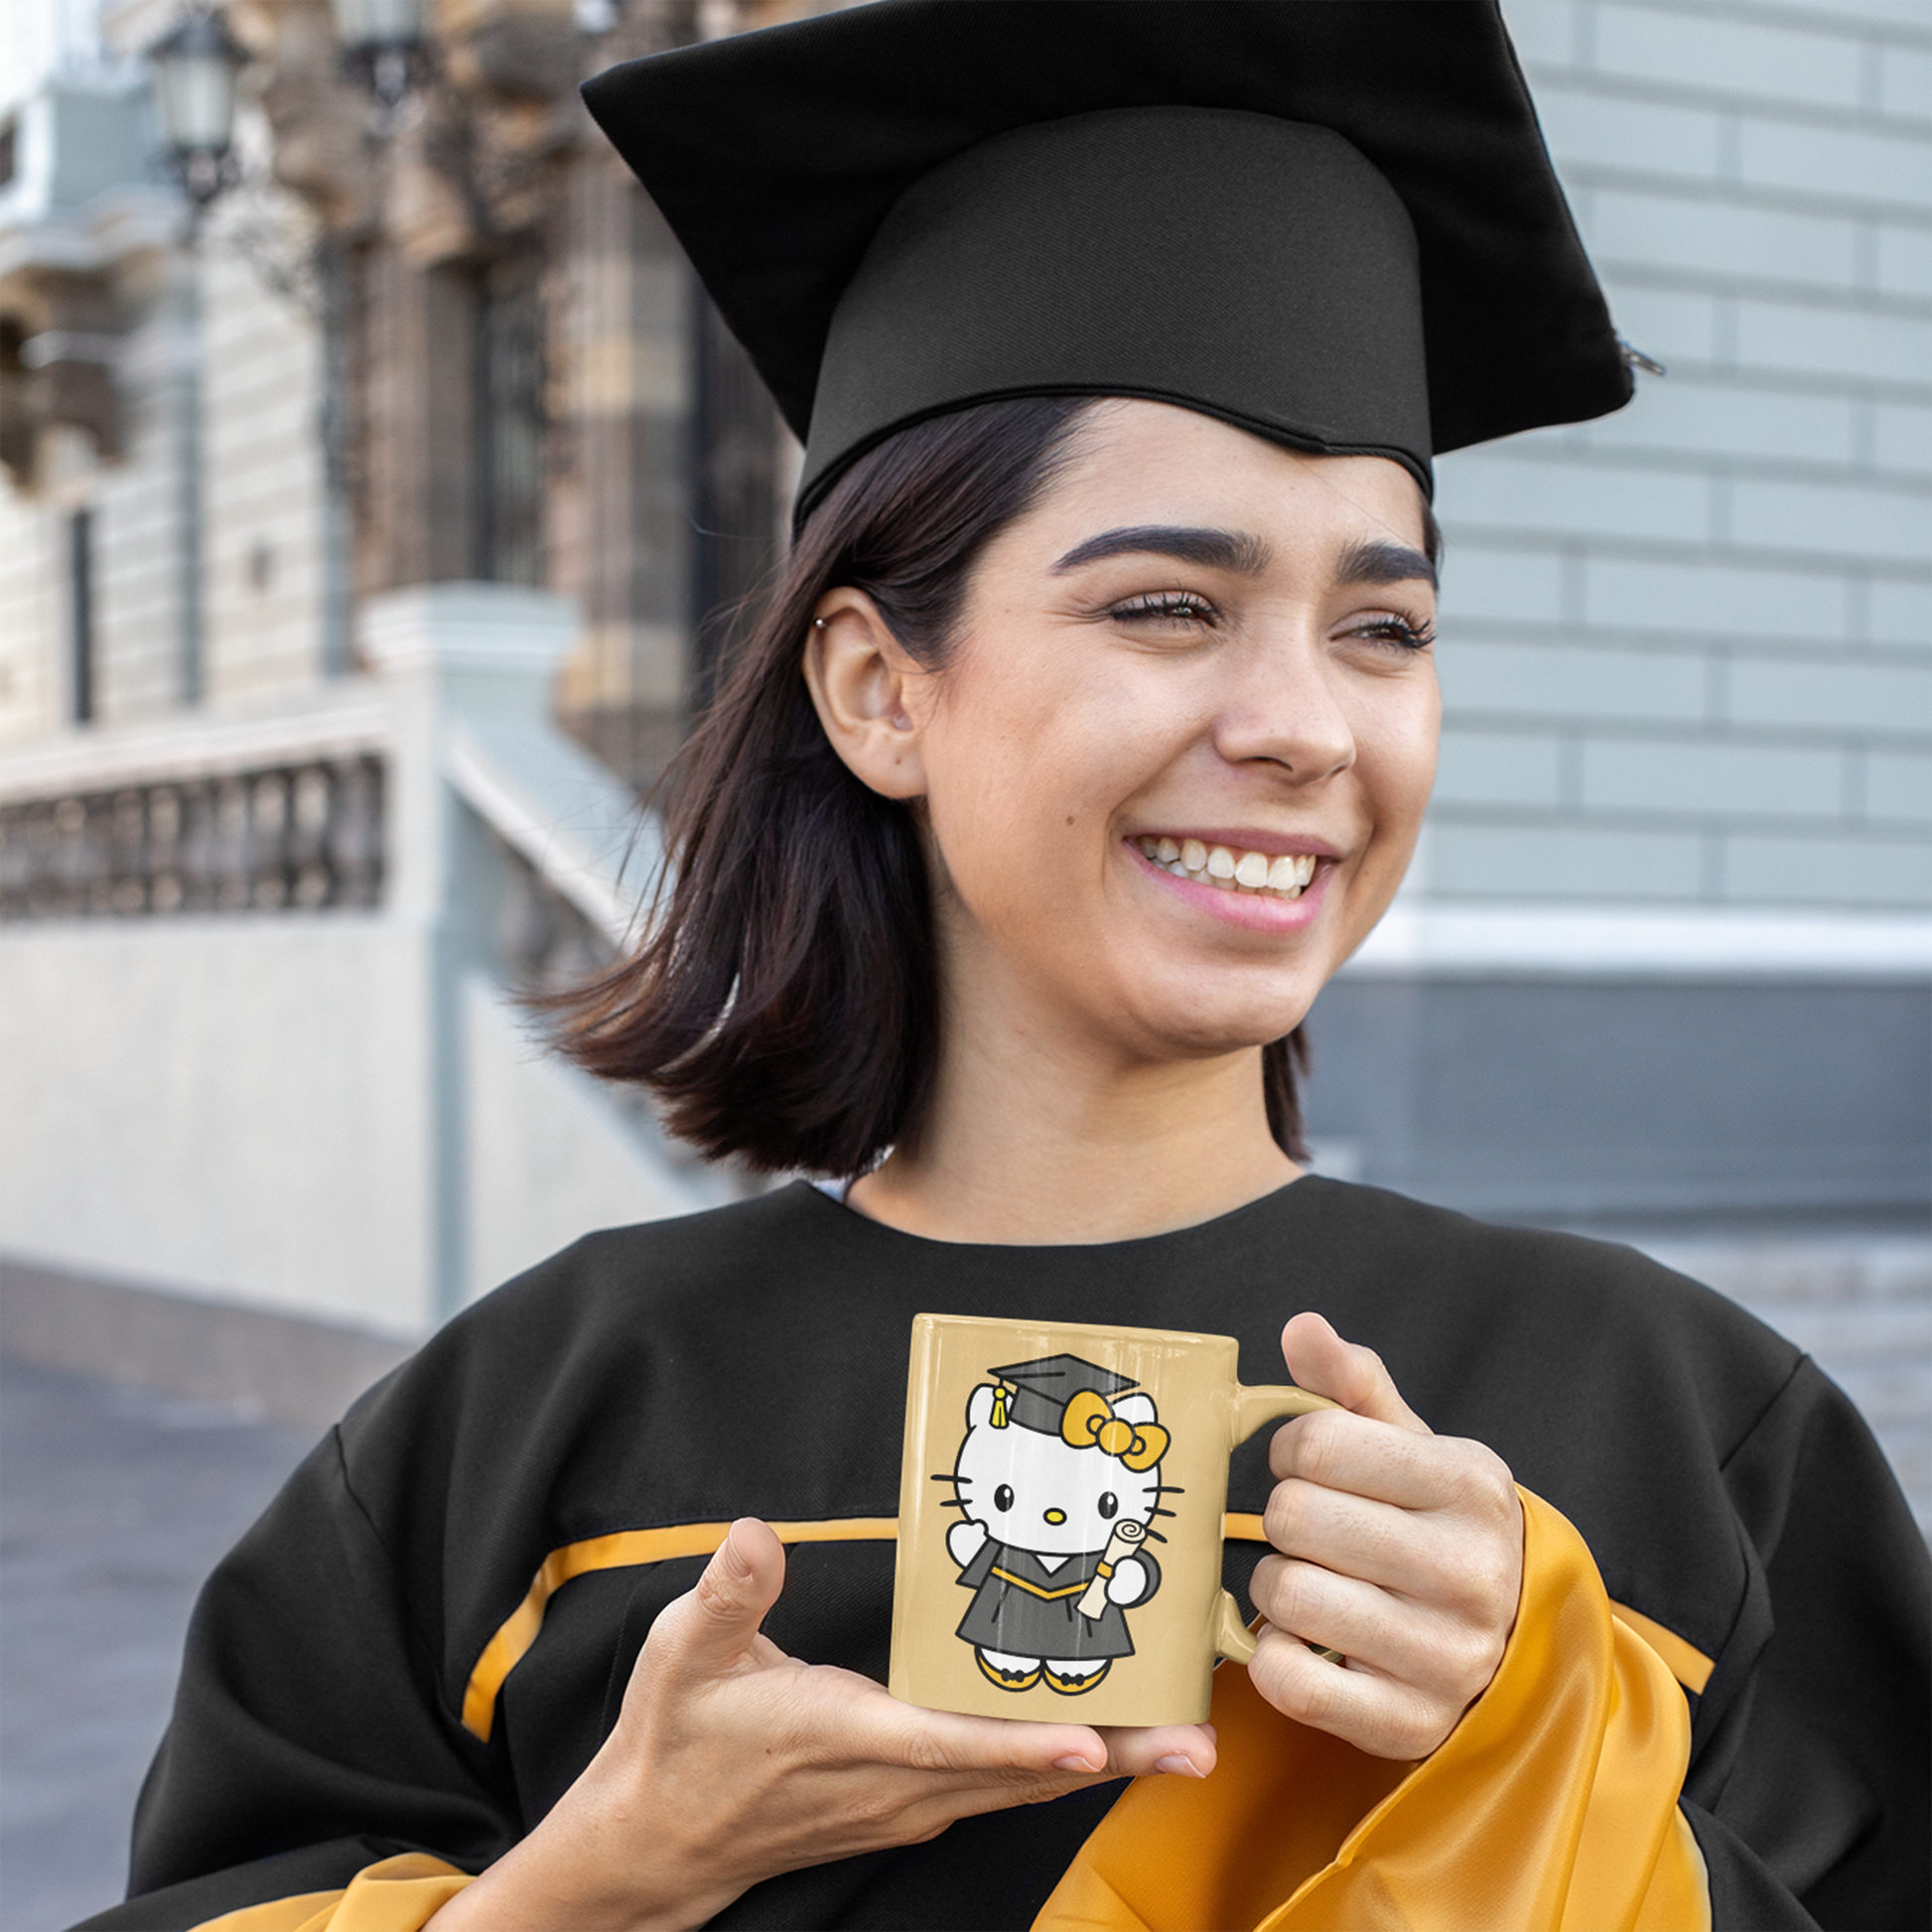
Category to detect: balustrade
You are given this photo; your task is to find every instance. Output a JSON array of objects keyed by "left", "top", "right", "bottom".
[{"left": 0, "top": 755, "right": 385, "bottom": 920}]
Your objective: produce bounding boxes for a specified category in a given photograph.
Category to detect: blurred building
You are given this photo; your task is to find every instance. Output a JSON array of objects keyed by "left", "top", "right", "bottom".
[
  {"left": 0, "top": 0, "right": 1927, "bottom": 1457},
  {"left": 1306, "top": 0, "right": 1932, "bottom": 1242}
]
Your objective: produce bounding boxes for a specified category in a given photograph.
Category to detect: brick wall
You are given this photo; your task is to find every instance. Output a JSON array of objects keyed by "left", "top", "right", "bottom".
[{"left": 1427, "top": 0, "right": 1932, "bottom": 913}]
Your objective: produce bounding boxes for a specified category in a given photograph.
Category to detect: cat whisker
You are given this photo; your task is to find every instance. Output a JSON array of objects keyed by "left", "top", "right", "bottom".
[
  {"left": 1151, "top": 1484, "right": 1186, "bottom": 1494},
  {"left": 1149, "top": 1507, "right": 1177, "bottom": 1519},
  {"left": 1142, "top": 1528, "right": 1169, "bottom": 1545}
]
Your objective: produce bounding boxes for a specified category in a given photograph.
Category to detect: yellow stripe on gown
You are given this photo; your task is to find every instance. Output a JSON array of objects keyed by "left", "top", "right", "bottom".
[
  {"left": 196, "top": 1490, "right": 1707, "bottom": 1932},
  {"left": 193, "top": 1854, "right": 474, "bottom": 1931},
  {"left": 1033, "top": 1488, "right": 1711, "bottom": 1932}
]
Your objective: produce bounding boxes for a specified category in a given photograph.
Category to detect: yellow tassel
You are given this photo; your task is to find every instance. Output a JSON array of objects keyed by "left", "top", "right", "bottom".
[{"left": 992, "top": 1387, "right": 1009, "bottom": 1429}]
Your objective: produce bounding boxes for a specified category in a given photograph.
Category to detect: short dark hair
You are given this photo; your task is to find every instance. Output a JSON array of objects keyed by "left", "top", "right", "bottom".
[{"left": 546, "top": 395, "right": 1365, "bottom": 1177}]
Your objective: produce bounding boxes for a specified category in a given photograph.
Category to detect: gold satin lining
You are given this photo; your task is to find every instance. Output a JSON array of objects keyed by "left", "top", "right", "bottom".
[
  {"left": 1031, "top": 1488, "right": 1710, "bottom": 1932},
  {"left": 1605, "top": 1600, "right": 1716, "bottom": 1695},
  {"left": 192, "top": 1854, "right": 473, "bottom": 1932},
  {"left": 460, "top": 1510, "right": 1714, "bottom": 1742}
]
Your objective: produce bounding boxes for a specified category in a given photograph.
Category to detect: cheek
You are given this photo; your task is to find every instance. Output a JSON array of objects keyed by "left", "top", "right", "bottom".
[
  {"left": 1351, "top": 683, "right": 1440, "bottom": 827},
  {"left": 921, "top": 646, "right": 1167, "bottom": 893}
]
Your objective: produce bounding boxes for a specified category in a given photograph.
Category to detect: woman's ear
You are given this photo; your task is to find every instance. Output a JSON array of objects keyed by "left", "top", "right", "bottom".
[{"left": 801, "top": 590, "right": 929, "bottom": 801}]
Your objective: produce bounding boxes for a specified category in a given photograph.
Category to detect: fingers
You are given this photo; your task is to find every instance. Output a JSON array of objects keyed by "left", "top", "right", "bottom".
[
  {"left": 1268, "top": 1412, "right": 1515, "bottom": 1523},
  {"left": 1279, "top": 1312, "right": 1428, "bottom": 1432},
  {"left": 815, "top": 1671, "right": 1214, "bottom": 1786},
  {"left": 1245, "top": 1621, "right": 1454, "bottom": 1762},
  {"left": 1093, "top": 1721, "right": 1218, "bottom": 1780},
  {"left": 649, "top": 1518, "right": 788, "bottom": 1683}
]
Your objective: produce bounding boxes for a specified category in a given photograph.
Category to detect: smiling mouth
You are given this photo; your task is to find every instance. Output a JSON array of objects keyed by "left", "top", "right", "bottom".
[{"left": 1134, "top": 836, "right": 1319, "bottom": 900}]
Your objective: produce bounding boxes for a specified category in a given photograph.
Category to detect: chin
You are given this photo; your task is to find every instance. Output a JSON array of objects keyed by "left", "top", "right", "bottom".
[{"left": 1117, "top": 979, "right": 1317, "bottom": 1060}]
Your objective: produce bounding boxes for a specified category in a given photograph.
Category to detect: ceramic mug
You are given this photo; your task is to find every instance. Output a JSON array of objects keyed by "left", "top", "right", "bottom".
[{"left": 890, "top": 1311, "right": 1334, "bottom": 1727}]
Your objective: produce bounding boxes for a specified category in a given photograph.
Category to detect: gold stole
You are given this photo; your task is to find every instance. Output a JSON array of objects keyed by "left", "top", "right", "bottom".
[
  {"left": 1032, "top": 1488, "right": 1710, "bottom": 1932},
  {"left": 193, "top": 1854, "right": 471, "bottom": 1931}
]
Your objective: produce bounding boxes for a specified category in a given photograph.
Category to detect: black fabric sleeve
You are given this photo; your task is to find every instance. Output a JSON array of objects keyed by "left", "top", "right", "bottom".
[
  {"left": 70, "top": 1429, "right": 515, "bottom": 1932},
  {"left": 1686, "top": 1359, "right": 1931, "bottom": 1932}
]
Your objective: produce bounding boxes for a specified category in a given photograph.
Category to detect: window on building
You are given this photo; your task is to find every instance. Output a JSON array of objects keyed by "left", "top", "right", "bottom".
[
  {"left": 69, "top": 507, "right": 95, "bottom": 725},
  {"left": 476, "top": 252, "right": 545, "bottom": 588}
]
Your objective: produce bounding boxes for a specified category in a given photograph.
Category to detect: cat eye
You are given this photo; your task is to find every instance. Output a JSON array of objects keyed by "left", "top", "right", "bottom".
[
  {"left": 1098, "top": 1491, "right": 1119, "bottom": 1519},
  {"left": 994, "top": 1484, "right": 1015, "bottom": 1512}
]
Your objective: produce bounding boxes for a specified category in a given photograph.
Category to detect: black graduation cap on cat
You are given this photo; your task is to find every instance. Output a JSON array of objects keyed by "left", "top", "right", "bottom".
[
  {"left": 990, "top": 1355, "right": 1140, "bottom": 1438},
  {"left": 581, "top": 0, "right": 1633, "bottom": 521}
]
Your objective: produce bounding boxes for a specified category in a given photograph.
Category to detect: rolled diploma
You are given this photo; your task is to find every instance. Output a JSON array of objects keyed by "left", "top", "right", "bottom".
[{"left": 1076, "top": 1518, "right": 1147, "bottom": 1620}]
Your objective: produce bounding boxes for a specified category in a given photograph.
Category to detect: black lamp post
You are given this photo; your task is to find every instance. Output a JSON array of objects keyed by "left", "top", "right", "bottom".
[
  {"left": 148, "top": 6, "right": 249, "bottom": 215},
  {"left": 330, "top": 0, "right": 429, "bottom": 111}
]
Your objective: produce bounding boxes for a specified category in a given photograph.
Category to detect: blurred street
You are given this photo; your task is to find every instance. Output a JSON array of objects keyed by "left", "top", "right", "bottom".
[{"left": 0, "top": 1358, "right": 316, "bottom": 1932}]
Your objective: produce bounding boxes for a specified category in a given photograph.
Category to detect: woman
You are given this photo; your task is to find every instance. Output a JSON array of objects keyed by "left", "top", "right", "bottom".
[{"left": 84, "top": 5, "right": 1927, "bottom": 1930}]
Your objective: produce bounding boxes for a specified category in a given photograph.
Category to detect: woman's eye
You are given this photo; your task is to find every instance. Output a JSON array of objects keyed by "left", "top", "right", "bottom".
[
  {"left": 1098, "top": 1491, "right": 1119, "bottom": 1519},
  {"left": 1346, "top": 613, "right": 1436, "bottom": 651},
  {"left": 994, "top": 1484, "right": 1014, "bottom": 1512},
  {"left": 1109, "top": 592, "right": 1217, "bottom": 628}
]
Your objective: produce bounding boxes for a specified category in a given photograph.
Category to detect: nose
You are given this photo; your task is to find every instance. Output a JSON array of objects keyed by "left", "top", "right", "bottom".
[
  {"left": 1043, "top": 1508, "right": 1066, "bottom": 1525},
  {"left": 1212, "top": 642, "right": 1356, "bottom": 783}
]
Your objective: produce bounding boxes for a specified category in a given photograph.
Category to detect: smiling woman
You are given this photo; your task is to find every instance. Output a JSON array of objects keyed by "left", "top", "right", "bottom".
[{"left": 82, "top": 6, "right": 1927, "bottom": 1932}]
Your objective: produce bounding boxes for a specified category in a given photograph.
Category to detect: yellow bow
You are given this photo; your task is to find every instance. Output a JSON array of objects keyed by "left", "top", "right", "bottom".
[{"left": 1059, "top": 1389, "right": 1170, "bottom": 1470}]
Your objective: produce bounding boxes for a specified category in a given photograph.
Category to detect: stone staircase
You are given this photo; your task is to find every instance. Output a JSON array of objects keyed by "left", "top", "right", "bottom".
[{"left": 1636, "top": 1236, "right": 1932, "bottom": 1540}]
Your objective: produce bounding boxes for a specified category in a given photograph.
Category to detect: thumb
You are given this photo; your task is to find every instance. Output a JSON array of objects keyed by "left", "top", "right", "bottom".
[
  {"left": 1281, "top": 1311, "right": 1429, "bottom": 1434},
  {"left": 656, "top": 1517, "right": 787, "bottom": 1678}
]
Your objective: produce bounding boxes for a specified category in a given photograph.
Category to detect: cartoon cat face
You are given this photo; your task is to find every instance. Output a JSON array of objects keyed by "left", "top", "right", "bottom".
[{"left": 951, "top": 1383, "right": 1164, "bottom": 1557}]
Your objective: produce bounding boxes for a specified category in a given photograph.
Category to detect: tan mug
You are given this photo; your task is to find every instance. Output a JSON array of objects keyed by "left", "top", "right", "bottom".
[{"left": 890, "top": 1312, "right": 1333, "bottom": 1727}]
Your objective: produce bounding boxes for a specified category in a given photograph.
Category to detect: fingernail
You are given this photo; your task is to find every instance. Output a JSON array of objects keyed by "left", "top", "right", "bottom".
[
  {"left": 719, "top": 1521, "right": 753, "bottom": 1577},
  {"left": 1054, "top": 1753, "right": 1102, "bottom": 1772},
  {"left": 1155, "top": 1754, "right": 1204, "bottom": 1778}
]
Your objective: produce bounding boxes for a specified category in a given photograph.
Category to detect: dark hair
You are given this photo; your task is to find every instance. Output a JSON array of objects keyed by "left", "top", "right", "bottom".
[{"left": 547, "top": 396, "right": 1328, "bottom": 1176}]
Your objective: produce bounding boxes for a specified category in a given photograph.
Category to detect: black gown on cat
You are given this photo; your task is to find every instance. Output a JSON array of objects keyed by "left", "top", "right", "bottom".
[{"left": 78, "top": 1178, "right": 1930, "bottom": 1931}]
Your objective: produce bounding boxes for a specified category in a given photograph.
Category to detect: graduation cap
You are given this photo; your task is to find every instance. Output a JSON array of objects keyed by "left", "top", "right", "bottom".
[
  {"left": 581, "top": 0, "right": 1633, "bottom": 520},
  {"left": 989, "top": 1354, "right": 1140, "bottom": 1437}
]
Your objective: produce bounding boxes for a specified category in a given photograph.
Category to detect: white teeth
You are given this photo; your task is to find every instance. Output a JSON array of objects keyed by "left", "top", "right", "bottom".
[{"left": 1136, "top": 836, "right": 1321, "bottom": 901}]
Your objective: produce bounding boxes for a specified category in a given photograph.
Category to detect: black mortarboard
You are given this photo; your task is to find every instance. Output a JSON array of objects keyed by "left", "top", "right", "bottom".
[
  {"left": 990, "top": 1354, "right": 1139, "bottom": 1436},
  {"left": 582, "top": 0, "right": 1632, "bottom": 519}
]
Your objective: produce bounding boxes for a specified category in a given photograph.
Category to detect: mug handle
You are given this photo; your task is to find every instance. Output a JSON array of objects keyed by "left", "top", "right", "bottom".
[{"left": 1212, "top": 1380, "right": 1345, "bottom": 1667}]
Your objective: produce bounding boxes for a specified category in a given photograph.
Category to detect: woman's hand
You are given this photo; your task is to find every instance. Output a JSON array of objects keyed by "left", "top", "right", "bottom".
[
  {"left": 1247, "top": 1312, "right": 1523, "bottom": 1762},
  {"left": 431, "top": 1519, "right": 1216, "bottom": 1932}
]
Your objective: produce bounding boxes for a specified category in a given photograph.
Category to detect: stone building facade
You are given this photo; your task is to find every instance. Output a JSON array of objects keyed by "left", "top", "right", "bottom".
[{"left": 1, "top": 0, "right": 1927, "bottom": 1246}]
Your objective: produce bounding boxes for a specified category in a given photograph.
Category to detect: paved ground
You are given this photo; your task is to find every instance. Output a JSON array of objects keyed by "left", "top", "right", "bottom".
[{"left": 0, "top": 1359, "right": 316, "bottom": 1932}]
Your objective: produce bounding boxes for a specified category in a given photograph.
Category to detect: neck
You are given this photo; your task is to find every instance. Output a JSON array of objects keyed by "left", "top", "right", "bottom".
[{"left": 847, "top": 999, "right": 1299, "bottom": 1246}]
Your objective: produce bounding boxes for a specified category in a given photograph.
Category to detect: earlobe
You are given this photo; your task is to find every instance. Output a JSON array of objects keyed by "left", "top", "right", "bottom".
[{"left": 802, "top": 592, "right": 929, "bottom": 800}]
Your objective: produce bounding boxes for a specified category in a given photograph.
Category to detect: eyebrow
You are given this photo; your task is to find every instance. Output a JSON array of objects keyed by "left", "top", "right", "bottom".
[
  {"left": 1050, "top": 526, "right": 1438, "bottom": 593},
  {"left": 1050, "top": 525, "right": 1272, "bottom": 576},
  {"left": 1336, "top": 539, "right": 1438, "bottom": 593}
]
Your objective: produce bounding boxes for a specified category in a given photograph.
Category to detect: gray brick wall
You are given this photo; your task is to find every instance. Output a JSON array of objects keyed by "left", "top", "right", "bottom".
[{"left": 1429, "top": 0, "right": 1932, "bottom": 912}]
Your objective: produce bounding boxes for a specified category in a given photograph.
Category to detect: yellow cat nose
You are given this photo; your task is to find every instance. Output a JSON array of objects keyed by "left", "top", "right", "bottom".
[{"left": 1043, "top": 1508, "right": 1066, "bottom": 1525}]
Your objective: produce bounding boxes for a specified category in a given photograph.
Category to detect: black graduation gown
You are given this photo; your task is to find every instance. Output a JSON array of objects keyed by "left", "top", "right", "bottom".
[{"left": 78, "top": 1179, "right": 1930, "bottom": 1932}]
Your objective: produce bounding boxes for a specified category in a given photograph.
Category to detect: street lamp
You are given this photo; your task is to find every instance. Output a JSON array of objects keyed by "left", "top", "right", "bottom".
[
  {"left": 148, "top": 7, "right": 249, "bottom": 213},
  {"left": 330, "top": 0, "right": 429, "bottom": 111}
]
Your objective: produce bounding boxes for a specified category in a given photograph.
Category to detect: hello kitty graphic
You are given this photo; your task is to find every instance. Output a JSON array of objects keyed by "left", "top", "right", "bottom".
[{"left": 941, "top": 1354, "right": 1173, "bottom": 1696}]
